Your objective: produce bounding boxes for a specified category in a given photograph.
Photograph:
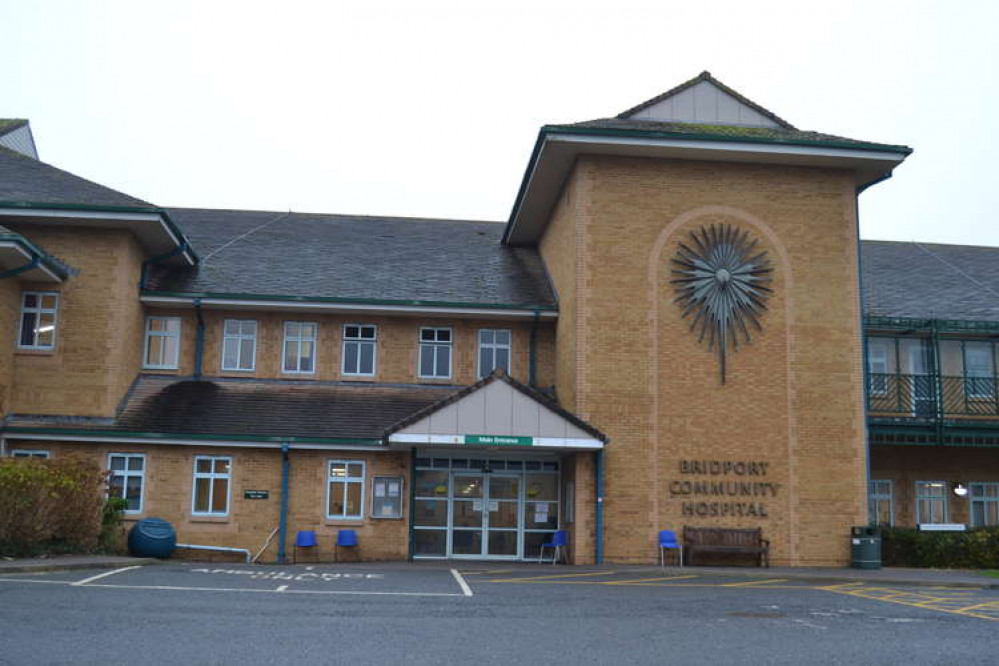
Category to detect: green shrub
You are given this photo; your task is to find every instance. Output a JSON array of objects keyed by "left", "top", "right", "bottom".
[
  {"left": 880, "top": 526, "right": 999, "bottom": 569},
  {"left": 0, "top": 457, "right": 107, "bottom": 557}
]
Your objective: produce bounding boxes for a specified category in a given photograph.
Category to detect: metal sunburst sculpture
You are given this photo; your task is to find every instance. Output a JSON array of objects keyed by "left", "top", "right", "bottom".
[{"left": 670, "top": 224, "right": 773, "bottom": 383}]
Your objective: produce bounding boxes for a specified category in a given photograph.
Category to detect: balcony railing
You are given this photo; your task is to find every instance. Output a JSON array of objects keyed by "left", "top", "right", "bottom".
[{"left": 868, "top": 374, "right": 999, "bottom": 419}]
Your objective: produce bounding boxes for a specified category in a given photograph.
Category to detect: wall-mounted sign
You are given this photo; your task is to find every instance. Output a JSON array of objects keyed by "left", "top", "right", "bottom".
[
  {"left": 669, "top": 459, "right": 779, "bottom": 519},
  {"left": 244, "top": 490, "right": 269, "bottom": 500},
  {"left": 463, "top": 435, "right": 533, "bottom": 446}
]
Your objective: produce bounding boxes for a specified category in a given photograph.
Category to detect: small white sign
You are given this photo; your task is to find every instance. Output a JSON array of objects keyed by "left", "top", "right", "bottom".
[
  {"left": 388, "top": 481, "right": 400, "bottom": 496},
  {"left": 488, "top": 500, "right": 499, "bottom": 512},
  {"left": 375, "top": 482, "right": 386, "bottom": 498},
  {"left": 472, "top": 499, "right": 483, "bottom": 512}
]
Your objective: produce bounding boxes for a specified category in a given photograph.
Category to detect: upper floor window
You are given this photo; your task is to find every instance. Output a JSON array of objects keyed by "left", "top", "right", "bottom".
[
  {"left": 18, "top": 291, "right": 58, "bottom": 350},
  {"left": 916, "top": 480, "right": 948, "bottom": 524},
  {"left": 222, "top": 319, "right": 257, "bottom": 372},
  {"left": 419, "top": 327, "right": 452, "bottom": 379},
  {"left": 342, "top": 324, "right": 377, "bottom": 376},
  {"left": 866, "top": 338, "right": 891, "bottom": 395},
  {"left": 283, "top": 321, "right": 317, "bottom": 374},
  {"left": 478, "top": 329, "right": 511, "bottom": 379},
  {"left": 108, "top": 453, "right": 146, "bottom": 514},
  {"left": 143, "top": 316, "right": 181, "bottom": 369},
  {"left": 963, "top": 342, "right": 994, "bottom": 399},
  {"left": 970, "top": 482, "right": 999, "bottom": 527}
]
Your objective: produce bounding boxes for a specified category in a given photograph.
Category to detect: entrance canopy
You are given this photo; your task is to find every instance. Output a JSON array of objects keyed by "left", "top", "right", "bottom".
[{"left": 385, "top": 370, "right": 606, "bottom": 451}]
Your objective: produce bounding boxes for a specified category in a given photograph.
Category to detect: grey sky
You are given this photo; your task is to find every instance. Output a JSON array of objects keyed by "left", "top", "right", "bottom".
[{"left": 2, "top": 0, "right": 997, "bottom": 245}]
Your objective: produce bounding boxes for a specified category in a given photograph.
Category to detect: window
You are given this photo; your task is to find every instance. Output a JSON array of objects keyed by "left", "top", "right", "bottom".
[
  {"left": 342, "top": 324, "right": 377, "bottom": 376},
  {"left": 18, "top": 291, "right": 58, "bottom": 350},
  {"left": 283, "top": 321, "right": 317, "bottom": 374},
  {"left": 371, "top": 475, "right": 403, "bottom": 519},
  {"left": 192, "top": 456, "right": 231, "bottom": 516},
  {"left": 419, "top": 327, "right": 452, "bottom": 379},
  {"left": 970, "top": 482, "right": 999, "bottom": 527},
  {"left": 143, "top": 317, "right": 181, "bottom": 369},
  {"left": 221, "top": 320, "right": 257, "bottom": 371},
  {"left": 868, "top": 479, "right": 893, "bottom": 526},
  {"left": 964, "top": 342, "right": 995, "bottom": 399},
  {"left": 326, "top": 460, "right": 365, "bottom": 520},
  {"left": 916, "top": 480, "right": 948, "bottom": 524},
  {"left": 478, "top": 329, "right": 511, "bottom": 379},
  {"left": 867, "top": 339, "right": 890, "bottom": 395},
  {"left": 108, "top": 453, "right": 145, "bottom": 513},
  {"left": 11, "top": 449, "right": 49, "bottom": 459}
]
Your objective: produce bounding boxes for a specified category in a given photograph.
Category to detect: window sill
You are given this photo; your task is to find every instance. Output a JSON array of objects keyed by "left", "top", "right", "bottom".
[
  {"left": 340, "top": 375, "right": 378, "bottom": 382},
  {"left": 417, "top": 377, "right": 454, "bottom": 384},
  {"left": 15, "top": 348, "right": 56, "bottom": 356},
  {"left": 323, "top": 518, "right": 364, "bottom": 527},
  {"left": 190, "top": 515, "right": 231, "bottom": 523},
  {"left": 370, "top": 515, "right": 404, "bottom": 521}
]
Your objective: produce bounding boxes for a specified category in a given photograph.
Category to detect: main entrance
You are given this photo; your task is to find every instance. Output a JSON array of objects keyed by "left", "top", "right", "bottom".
[{"left": 412, "top": 456, "right": 560, "bottom": 560}]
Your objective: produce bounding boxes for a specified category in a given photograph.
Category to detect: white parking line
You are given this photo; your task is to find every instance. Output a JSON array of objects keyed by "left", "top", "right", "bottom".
[
  {"left": 71, "top": 566, "right": 143, "bottom": 586},
  {"left": 451, "top": 569, "right": 473, "bottom": 597},
  {"left": 276, "top": 585, "right": 289, "bottom": 592}
]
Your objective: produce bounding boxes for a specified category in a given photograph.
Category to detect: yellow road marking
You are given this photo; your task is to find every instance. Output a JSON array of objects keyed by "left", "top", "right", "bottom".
[
  {"left": 489, "top": 570, "right": 618, "bottom": 583},
  {"left": 606, "top": 575, "right": 698, "bottom": 585},
  {"left": 954, "top": 600, "right": 999, "bottom": 613},
  {"left": 723, "top": 578, "right": 789, "bottom": 587},
  {"left": 825, "top": 585, "right": 999, "bottom": 623}
]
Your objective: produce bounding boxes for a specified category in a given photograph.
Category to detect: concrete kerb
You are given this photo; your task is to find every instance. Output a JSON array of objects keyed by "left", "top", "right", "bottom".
[{"left": 0, "top": 556, "right": 157, "bottom": 575}]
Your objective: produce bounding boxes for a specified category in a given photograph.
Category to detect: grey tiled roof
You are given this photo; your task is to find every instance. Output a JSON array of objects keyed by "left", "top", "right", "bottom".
[
  {"left": 861, "top": 240, "right": 999, "bottom": 321},
  {"left": 558, "top": 118, "right": 912, "bottom": 153},
  {"left": 0, "top": 146, "right": 151, "bottom": 209},
  {"left": 146, "top": 208, "right": 557, "bottom": 308},
  {"left": 0, "top": 119, "right": 28, "bottom": 137}
]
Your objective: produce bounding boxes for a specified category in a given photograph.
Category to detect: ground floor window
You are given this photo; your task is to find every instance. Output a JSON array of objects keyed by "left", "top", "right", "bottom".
[
  {"left": 970, "top": 482, "right": 999, "bottom": 527},
  {"left": 868, "top": 479, "right": 893, "bottom": 526},
  {"left": 412, "top": 457, "right": 560, "bottom": 560},
  {"left": 916, "top": 480, "right": 948, "bottom": 524},
  {"left": 193, "top": 456, "right": 231, "bottom": 516},
  {"left": 108, "top": 453, "right": 145, "bottom": 514},
  {"left": 327, "top": 460, "right": 365, "bottom": 520},
  {"left": 10, "top": 449, "right": 50, "bottom": 459}
]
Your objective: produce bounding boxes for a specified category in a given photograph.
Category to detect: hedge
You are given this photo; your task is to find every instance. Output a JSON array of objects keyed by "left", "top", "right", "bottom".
[
  {"left": 880, "top": 526, "right": 999, "bottom": 569},
  {"left": 0, "top": 457, "right": 115, "bottom": 557}
]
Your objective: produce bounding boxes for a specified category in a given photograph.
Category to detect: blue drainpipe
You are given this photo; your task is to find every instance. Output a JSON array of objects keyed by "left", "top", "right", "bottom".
[
  {"left": 278, "top": 443, "right": 290, "bottom": 564},
  {"left": 595, "top": 449, "right": 604, "bottom": 564}
]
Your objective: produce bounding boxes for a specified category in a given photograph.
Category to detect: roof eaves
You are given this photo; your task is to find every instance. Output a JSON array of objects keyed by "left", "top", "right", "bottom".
[
  {"left": 0, "top": 229, "right": 73, "bottom": 279},
  {"left": 616, "top": 71, "right": 797, "bottom": 130}
]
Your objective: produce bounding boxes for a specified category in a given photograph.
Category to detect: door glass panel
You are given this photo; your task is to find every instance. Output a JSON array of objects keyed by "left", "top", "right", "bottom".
[
  {"left": 526, "top": 500, "right": 558, "bottom": 529},
  {"left": 452, "top": 530, "right": 482, "bottom": 555},
  {"left": 524, "top": 532, "right": 554, "bottom": 559},
  {"left": 414, "top": 500, "right": 447, "bottom": 527},
  {"left": 489, "top": 476, "right": 518, "bottom": 500},
  {"left": 454, "top": 476, "right": 482, "bottom": 498},
  {"left": 414, "top": 530, "right": 446, "bottom": 556},
  {"left": 453, "top": 500, "right": 483, "bottom": 528},
  {"left": 489, "top": 501, "right": 518, "bottom": 528},
  {"left": 526, "top": 473, "right": 557, "bottom": 501},
  {"left": 415, "top": 470, "right": 448, "bottom": 497},
  {"left": 488, "top": 531, "right": 517, "bottom": 556}
]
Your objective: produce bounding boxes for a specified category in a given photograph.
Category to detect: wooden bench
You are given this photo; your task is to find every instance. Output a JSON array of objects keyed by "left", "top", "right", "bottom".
[{"left": 683, "top": 526, "right": 770, "bottom": 567}]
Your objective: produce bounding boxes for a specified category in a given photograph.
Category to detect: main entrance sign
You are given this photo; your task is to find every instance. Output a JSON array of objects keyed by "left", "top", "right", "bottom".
[{"left": 670, "top": 224, "right": 773, "bottom": 382}]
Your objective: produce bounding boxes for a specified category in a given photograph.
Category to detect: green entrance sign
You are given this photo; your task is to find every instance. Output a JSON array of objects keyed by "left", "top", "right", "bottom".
[{"left": 463, "top": 435, "right": 534, "bottom": 446}]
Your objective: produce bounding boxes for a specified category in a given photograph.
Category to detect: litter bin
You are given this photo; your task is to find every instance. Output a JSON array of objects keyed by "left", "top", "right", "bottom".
[
  {"left": 850, "top": 525, "right": 881, "bottom": 570},
  {"left": 128, "top": 517, "right": 177, "bottom": 558}
]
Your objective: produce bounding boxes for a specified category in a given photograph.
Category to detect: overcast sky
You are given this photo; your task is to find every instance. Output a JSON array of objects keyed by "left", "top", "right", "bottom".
[{"left": 2, "top": 0, "right": 997, "bottom": 245}]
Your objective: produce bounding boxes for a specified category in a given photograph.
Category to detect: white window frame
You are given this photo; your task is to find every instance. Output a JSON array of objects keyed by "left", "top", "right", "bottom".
[
  {"left": 17, "top": 291, "right": 59, "bottom": 350},
  {"left": 477, "top": 329, "right": 512, "bottom": 379},
  {"left": 11, "top": 449, "right": 50, "bottom": 459},
  {"left": 325, "top": 459, "right": 366, "bottom": 520},
  {"left": 867, "top": 338, "right": 889, "bottom": 395},
  {"left": 282, "top": 321, "right": 318, "bottom": 375},
  {"left": 916, "top": 480, "right": 948, "bottom": 525},
  {"left": 143, "top": 316, "right": 182, "bottom": 370},
  {"left": 341, "top": 324, "right": 378, "bottom": 377},
  {"left": 221, "top": 319, "right": 257, "bottom": 372},
  {"left": 191, "top": 455, "right": 232, "bottom": 517},
  {"left": 970, "top": 481, "right": 999, "bottom": 528},
  {"left": 419, "top": 327, "right": 453, "bottom": 380},
  {"left": 868, "top": 479, "right": 893, "bottom": 526},
  {"left": 108, "top": 453, "right": 146, "bottom": 515}
]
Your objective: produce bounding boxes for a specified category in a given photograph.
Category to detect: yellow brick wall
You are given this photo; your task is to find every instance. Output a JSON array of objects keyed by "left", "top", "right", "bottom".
[
  {"left": 0, "top": 279, "right": 18, "bottom": 416},
  {"left": 6, "top": 225, "right": 145, "bottom": 417},
  {"left": 544, "top": 156, "right": 867, "bottom": 566},
  {"left": 9, "top": 439, "right": 412, "bottom": 562},
  {"left": 143, "top": 309, "right": 557, "bottom": 389},
  {"left": 871, "top": 445, "right": 999, "bottom": 527}
]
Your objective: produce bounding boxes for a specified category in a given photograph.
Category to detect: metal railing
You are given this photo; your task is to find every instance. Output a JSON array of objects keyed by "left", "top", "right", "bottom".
[{"left": 868, "top": 374, "right": 999, "bottom": 418}]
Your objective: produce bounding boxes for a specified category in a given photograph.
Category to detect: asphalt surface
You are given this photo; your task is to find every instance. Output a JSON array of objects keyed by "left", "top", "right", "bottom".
[{"left": 1, "top": 563, "right": 998, "bottom": 665}]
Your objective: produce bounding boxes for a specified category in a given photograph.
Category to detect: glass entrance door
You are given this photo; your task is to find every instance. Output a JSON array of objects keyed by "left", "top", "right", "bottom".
[
  {"left": 449, "top": 472, "right": 522, "bottom": 559},
  {"left": 486, "top": 474, "right": 520, "bottom": 557},
  {"left": 451, "top": 473, "right": 484, "bottom": 556}
]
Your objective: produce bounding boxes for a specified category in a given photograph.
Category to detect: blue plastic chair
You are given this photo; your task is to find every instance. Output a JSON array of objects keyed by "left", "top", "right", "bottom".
[
  {"left": 293, "top": 530, "right": 318, "bottom": 563},
  {"left": 539, "top": 530, "right": 568, "bottom": 565},
  {"left": 335, "top": 529, "right": 359, "bottom": 562},
  {"left": 659, "top": 529, "right": 683, "bottom": 568}
]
